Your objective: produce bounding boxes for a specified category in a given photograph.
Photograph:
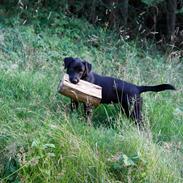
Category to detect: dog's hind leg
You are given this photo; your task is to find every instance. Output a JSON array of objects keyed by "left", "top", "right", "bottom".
[{"left": 130, "top": 96, "right": 143, "bottom": 128}]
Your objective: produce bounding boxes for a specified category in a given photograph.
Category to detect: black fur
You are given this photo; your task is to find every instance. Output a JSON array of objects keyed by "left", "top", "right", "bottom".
[{"left": 63, "top": 57, "right": 175, "bottom": 126}]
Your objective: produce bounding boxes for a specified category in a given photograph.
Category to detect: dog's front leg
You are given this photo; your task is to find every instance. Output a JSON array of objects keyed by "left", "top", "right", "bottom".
[
  {"left": 70, "top": 99, "right": 79, "bottom": 111},
  {"left": 84, "top": 103, "right": 93, "bottom": 126}
]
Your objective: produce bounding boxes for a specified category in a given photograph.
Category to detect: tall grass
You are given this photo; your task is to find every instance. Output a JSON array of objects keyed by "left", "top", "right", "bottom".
[{"left": 0, "top": 10, "right": 183, "bottom": 182}]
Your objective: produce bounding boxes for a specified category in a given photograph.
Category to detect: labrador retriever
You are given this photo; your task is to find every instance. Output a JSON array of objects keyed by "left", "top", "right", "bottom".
[{"left": 63, "top": 57, "right": 175, "bottom": 126}]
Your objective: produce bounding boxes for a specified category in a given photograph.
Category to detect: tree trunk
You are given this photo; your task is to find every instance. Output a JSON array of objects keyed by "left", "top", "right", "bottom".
[
  {"left": 108, "top": 0, "right": 119, "bottom": 28},
  {"left": 119, "top": 0, "right": 128, "bottom": 27},
  {"left": 166, "top": 0, "right": 177, "bottom": 42},
  {"left": 90, "top": 0, "right": 97, "bottom": 24},
  {"left": 67, "top": 0, "right": 76, "bottom": 14}
]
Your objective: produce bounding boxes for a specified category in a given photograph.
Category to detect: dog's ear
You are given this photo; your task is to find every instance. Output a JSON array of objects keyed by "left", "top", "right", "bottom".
[
  {"left": 64, "top": 57, "right": 74, "bottom": 69},
  {"left": 82, "top": 61, "right": 92, "bottom": 74}
]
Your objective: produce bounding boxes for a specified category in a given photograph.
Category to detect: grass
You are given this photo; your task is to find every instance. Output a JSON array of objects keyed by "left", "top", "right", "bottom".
[{"left": 0, "top": 9, "right": 183, "bottom": 182}]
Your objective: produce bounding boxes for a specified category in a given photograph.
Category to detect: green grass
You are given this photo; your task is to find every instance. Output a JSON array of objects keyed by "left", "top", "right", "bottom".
[{"left": 0, "top": 10, "right": 183, "bottom": 182}]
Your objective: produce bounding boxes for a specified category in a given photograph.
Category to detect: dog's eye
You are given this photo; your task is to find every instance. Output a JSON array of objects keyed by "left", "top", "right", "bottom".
[{"left": 77, "top": 68, "right": 83, "bottom": 72}]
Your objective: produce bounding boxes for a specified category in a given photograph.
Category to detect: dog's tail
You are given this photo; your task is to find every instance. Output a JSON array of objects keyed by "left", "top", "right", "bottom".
[{"left": 138, "top": 84, "right": 175, "bottom": 94}]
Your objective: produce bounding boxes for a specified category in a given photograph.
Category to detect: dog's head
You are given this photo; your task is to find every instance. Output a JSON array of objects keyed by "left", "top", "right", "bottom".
[{"left": 64, "top": 57, "right": 92, "bottom": 84}]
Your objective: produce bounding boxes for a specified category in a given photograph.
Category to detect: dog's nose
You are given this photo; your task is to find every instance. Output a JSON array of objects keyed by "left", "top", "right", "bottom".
[{"left": 71, "top": 78, "right": 79, "bottom": 84}]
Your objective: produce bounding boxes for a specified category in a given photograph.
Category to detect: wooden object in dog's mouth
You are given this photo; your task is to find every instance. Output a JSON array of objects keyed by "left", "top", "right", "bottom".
[{"left": 58, "top": 74, "right": 102, "bottom": 106}]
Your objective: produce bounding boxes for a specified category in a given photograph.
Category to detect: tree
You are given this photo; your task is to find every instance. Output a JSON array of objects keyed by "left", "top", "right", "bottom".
[
  {"left": 166, "top": 0, "right": 177, "bottom": 42},
  {"left": 119, "top": 0, "right": 128, "bottom": 27}
]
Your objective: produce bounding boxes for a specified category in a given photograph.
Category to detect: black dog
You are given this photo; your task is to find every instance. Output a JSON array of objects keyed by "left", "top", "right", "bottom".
[{"left": 63, "top": 57, "right": 175, "bottom": 126}]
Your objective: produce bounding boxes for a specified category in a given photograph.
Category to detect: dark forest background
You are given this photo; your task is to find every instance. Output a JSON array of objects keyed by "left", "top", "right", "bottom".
[{"left": 0, "top": 0, "right": 183, "bottom": 50}]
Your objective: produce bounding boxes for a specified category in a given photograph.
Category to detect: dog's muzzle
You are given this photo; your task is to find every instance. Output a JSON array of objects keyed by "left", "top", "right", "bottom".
[{"left": 70, "top": 77, "right": 79, "bottom": 84}]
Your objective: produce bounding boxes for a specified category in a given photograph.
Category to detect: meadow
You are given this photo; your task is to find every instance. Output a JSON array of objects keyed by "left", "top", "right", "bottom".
[{"left": 0, "top": 10, "right": 183, "bottom": 182}]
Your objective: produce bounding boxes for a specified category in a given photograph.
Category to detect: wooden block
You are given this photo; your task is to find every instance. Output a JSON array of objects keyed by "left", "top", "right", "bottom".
[{"left": 58, "top": 74, "right": 102, "bottom": 106}]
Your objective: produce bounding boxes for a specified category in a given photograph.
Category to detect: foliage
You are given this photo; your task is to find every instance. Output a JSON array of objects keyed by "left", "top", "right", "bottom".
[
  {"left": 177, "top": 7, "right": 183, "bottom": 14},
  {"left": 141, "top": 0, "right": 164, "bottom": 6}
]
